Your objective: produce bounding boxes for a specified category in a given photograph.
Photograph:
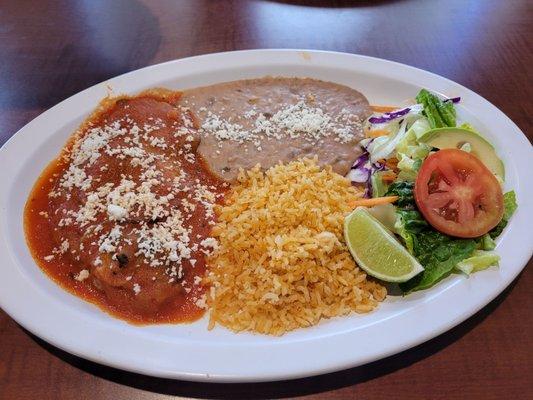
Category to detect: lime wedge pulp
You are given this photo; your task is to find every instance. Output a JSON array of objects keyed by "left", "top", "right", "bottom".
[{"left": 344, "top": 207, "right": 424, "bottom": 283}]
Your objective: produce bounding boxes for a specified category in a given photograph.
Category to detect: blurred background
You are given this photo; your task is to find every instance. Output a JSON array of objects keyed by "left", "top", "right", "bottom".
[{"left": 0, "top": 0, "right": 530, "bottom": 143}]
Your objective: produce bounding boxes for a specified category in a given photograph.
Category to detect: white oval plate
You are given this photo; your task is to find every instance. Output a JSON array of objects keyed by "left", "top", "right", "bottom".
[{"left": 0, "top": 50, "right": 531, "bottom": 383}]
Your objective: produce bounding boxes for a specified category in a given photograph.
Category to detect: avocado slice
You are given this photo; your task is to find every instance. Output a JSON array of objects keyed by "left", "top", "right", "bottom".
[{"left": 418, "top": 127, "right": 505, "bottom": 180}]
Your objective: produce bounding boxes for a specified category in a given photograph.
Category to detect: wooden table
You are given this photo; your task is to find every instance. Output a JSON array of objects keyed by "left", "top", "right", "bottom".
[{"left": 1, "top": 0, "right": 531, "bottom": 399}]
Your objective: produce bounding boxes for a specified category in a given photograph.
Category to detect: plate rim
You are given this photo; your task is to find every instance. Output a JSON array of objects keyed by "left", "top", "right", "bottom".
[{"left": 0, "top": 49, "right": 531, "bottom": 382}]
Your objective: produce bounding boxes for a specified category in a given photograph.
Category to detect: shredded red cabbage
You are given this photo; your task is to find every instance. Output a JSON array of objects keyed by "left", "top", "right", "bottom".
[
  {"left": 364, "top": 162, "right": 386, "bottom": 197},
  {"left": 369, "top": 98, "right": 459, "bottom": 125},
  {"left": 368, "top": 107, "right": 411, "bottom": 124},
  {"left": 350, "top": 152, "right": 369, "bottom": 170},
  {"left": 350, "top": 168, "right": 371, "bottom": 184},
  {"left": 349, "top": 150, "right": 386, "bottom": 197}
]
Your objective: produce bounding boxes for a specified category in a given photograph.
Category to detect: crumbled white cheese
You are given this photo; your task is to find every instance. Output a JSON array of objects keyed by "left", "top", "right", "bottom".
[
  {"left": 201, "top": 112, "right": 250, "bottom": 142},
  {"left": 75, "top": 269, "right": 90, "bottom": 281},
  {"left": 200, "top": 97, "right": 361, "bottom": 149},
  {"left": 200, "top": 237, "right": 218, "bottom": 250},
  {"left": 107, "top": 204, "right": 127, "bottom": 220},
  {"left": 59, "top": 239, "right": 70, "bottom": 254},
  {"left": 194, "top": 294, "right": 208, "bottom": 309},
  {"left": 44, "top": 103, "right": 222, "bottom": 285},
  {"left": 133, "top": 283, "right": 141, "bottom": 295},
  {"left": 99, "top": 226, "right": 122, "bottom": 253}
]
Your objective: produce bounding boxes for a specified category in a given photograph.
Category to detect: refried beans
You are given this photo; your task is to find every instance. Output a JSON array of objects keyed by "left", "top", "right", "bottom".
[{"left": 180, "top": 77, "right": 371, "bottom": 181}]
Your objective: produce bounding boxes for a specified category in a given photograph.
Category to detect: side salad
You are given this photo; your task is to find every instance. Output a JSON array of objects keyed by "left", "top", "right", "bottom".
[{"left": 344, "top": 89, "right": 517, "bottom": 293}]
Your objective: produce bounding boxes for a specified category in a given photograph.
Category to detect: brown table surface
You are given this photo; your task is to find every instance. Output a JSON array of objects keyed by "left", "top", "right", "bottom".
[{"left": 1, "top": 0, "right": 532, "bottom": 399}]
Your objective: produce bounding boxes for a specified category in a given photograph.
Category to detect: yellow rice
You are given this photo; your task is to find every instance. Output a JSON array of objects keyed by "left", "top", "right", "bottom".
[{"left": 207, "top": 158, "right": 386, "bottom": 335}]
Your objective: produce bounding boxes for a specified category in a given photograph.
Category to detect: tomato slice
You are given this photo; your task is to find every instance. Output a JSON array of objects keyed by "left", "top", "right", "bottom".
[{"left": 415, "top": 149, "right": 504, "bottom": 238}]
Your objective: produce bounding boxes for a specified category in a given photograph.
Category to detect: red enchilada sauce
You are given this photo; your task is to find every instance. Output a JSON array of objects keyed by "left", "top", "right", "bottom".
[{"left": 24, "top": 90, "right": 227, "bottom": 324}]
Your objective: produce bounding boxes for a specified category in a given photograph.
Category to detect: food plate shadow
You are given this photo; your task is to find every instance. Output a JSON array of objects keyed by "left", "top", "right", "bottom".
[{"left": 25, "top": 276, "right": 519, "bottom": 399}]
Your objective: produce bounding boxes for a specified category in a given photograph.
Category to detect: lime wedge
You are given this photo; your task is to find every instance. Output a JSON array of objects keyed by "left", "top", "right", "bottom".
[{"left": 344, "top": 207, "right": 424, "bottom": 282}]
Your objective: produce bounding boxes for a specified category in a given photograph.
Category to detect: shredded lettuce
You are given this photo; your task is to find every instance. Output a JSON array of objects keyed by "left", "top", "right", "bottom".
[
  {"left": 438, "top": 100, "right": 456, "bottom": 127},
  {"left": 394, "top": 209, "right": 427, "bottom": 254},
  {"left": 370, "top": 171, "right": 391, "bottom": 198},
  {"left": 479, "top": 234, "right": 496, "bottom": 251},
  {"left": 396, "top": 153, "right": 424, "bottom": 182},
  {"left": 456, "top": 251, "right": 500, "bottom": 275},
  {"left": 396, "top": 167, "right": 417, "bottom": 182},
  {"left": 502, "top": 191, "right": 518, "bottom": 220},
  {"left": 347, "top": 150, "right": 386, "bottom": 198},
  {"left": 392, "top": 118, "right": 431, "bottom": 182},
  {"left": 407, "top": 118, "right": 431, "bottom": 140},
  {"left": 489, "top": 191, "right": 518, "bottom": 238},
  {"left": 367, "top": 119, "right": 409, "bottom": 162},
  {"left": 396, "top": 155, "right": 416, "bottom": 171},
  {"left": 384, "top": 181, "right": 416, "bottom": 209},
  {"left": 397, "top": 136, "right": 431, "bottom": 161},
  {"left": 366, "top": 107, "right": 427, "bottom": 163},
  {"left": 400, "top": 230, "right": 477, "bottom": 292},
  {"left": 416, "top": 89, "right": 456, "bottom": 128},
  {"left": 385, "top": 182, "right": 422, "bottom": 253}
]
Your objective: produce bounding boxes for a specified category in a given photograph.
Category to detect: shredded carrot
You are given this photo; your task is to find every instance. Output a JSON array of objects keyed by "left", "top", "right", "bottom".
[
  {"left": 371, "top": 105, "right": 399, "bottom": 113},
  {"left": 381, "top": 171, "right": 397, "bottom": 183},
  {"left": 377, "top": 157, "right": 399, "bottom": 171},
  {"left": 348, "top": 196, "right": 399, "bottom": 208},
  {"left": 365, "top": 129, "right": 389, "bottom": 138},
  {"left": 385, "top": 157, "right": 399, "bottom": 170}
]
